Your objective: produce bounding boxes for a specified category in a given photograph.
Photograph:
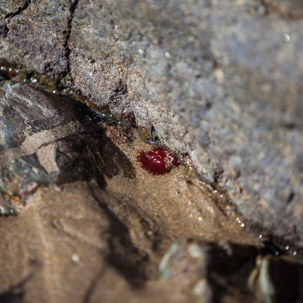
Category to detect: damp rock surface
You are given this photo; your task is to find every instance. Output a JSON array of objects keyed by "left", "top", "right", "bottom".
[{"left": 0, "top": 0, "right": 302, "bottom": 249}]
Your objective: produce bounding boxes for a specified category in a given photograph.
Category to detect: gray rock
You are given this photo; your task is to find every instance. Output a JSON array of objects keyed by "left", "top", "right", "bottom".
[
  {"left": 0, "top": 80, "right": 134, "bottom": 214},
  {"left": 0, "top": 0, "right": 303, "bottom": 248},
  {"left": 0, "top": 0, "right": 70, "bottom": 76}
]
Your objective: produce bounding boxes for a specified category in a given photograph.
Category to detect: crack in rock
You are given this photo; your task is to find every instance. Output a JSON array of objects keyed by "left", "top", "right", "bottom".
[
  {"left": 4, "top": 0, "right": 32, "bottom": 20},
  {"left": 63, "top": 0, "right": 79, "bottom": 77},
  {"left": 0, "top": 0, "right": 32, "bottom": 38}
]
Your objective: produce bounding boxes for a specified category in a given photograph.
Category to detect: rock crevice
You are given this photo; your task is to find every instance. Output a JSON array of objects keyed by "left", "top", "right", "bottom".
[{"left": 62, "top": 0, "right": 79, "bottom": 78}]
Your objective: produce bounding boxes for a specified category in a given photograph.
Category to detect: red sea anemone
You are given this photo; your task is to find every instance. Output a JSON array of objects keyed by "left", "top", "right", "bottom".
[{"left": 137, "top": 147, "right": 181, "bottom": 175}]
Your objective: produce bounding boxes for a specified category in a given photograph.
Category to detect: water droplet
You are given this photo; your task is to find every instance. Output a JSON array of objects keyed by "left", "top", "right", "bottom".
[
  {"left": 198, "top": 217, "right": 202, "bottom": 222},
  {"left": 283, "top": 33, "right": 290, "bottom": 43},
  {"left": 8, "top": 67, "right": 12, "bottom": 72},
  {"left": 165, "top": 52, "right": 170, "bottom": 58},
  {"left": 240, "top": 223, "right": 245, "bottom": 228},
  {"left": 293, "top": 251, "right": 297, "bottom": 256},
  {"left": 72, "top": 254, "right": 80, "bottom": 262},
  {"left": 285, "top": 245, "right": 289, "bottom": 251},
  {"left": 52, "top": 90, "right": 56, "bottom": 94},
  {"left": 31, "top": 78, "right": 38, "bottom": 83},
  {"left": 188, "top": 201, "right": 192, "bottom": 205},
  {"left": 258, "top": 234, "right": 263, "bottom": 239},
  {"left": 138, "top": 49, "right": 144, "bottom": 55}
]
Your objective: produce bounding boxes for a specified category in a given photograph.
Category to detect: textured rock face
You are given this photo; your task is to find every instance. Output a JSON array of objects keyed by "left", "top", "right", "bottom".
[
  {"left": 210, "top": 0, "right": 303, "bottom": 247},
  {"left": 0, "top": 0, "right": 303, "bottom": 248},
  {"left": 0, "top": 0, "right": 70, "bottom": 76}
]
